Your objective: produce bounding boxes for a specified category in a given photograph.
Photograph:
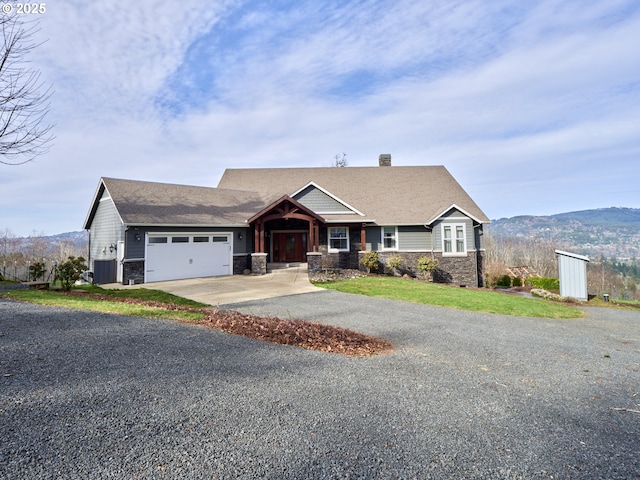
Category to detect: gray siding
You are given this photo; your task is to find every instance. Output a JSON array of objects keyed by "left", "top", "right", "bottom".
[
  {"left": 364, "top": 226, "right": 432, "bottom": 251},
  {"left": 440, "top": 208, "right": 465, "bottom": 219},
  {"left": 398, "top": 226, "right": 432, "bottom": 251},
  {"left": 89, "top": 193, "right": 124, "bottom": 267},
  {"left": 294, "top": 185, "right": 353, "bottom": 213}
]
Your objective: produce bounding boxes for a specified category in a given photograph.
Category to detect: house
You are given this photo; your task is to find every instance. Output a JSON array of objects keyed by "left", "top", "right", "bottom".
[{"left": 83, "top": 155, "right": 490, "bottom": 286}]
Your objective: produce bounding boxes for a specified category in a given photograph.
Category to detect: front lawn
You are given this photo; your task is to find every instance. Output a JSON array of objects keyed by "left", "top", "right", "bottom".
[
  {"left": 1, "top": 287, "right": 207, "bottom": 322},
  {"left": 314, "top": 276, "right": 584, "bottom": 319}
]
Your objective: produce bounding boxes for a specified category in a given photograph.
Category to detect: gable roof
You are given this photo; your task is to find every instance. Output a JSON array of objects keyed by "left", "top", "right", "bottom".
[
  {"left": 292, "top": 182, "right": 365, "bottom": 217},
  {"left": 217, "top": 166, "right": 490, "bottom": 225},
  {"left": 247, "top": 195, "right": 325, "bottom": 224},
  {"left": 83, "top": 177, "right": 263, "bottom": 229}
]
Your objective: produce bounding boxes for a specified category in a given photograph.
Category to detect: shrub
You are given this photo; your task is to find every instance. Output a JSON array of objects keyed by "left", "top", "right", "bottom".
[
  {"left": 417, "top": 256, "right": 438, "bottom": 280},
  {"left": 28, "top": 261, "right": 46, "bottom": 282},
  {"left": 385, "top": 255, "right": 402, "bottom": 275},
  {"left": 496, "top": 274, "right": 512, "bottom": 287},
  {"left": 360, "top": 251, "right": 379, "bottom": 273},
  {"left": 386, "top": 255, "right": 402, "bottom": 269},
  {"left": 527, "top": 277, "right": 559, "bottom": 291},
  {"left": 512, "top": 276, "right": 522, "bottom": 287},
  {"left": 55, "top": 256, "right": 87, "bottom": 291},
  {"left": 485, "top": 273, "right": 502, "bottom": 288}
]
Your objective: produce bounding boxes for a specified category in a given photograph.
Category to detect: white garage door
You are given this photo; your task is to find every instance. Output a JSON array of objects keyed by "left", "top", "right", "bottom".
[{"left": 145, "top": 234, "right": 232, "bottom": 283}]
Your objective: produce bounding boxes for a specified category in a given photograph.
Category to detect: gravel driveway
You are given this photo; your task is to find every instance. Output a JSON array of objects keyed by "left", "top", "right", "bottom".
[{"left": 1, "top": 292, "right": 639, "bottom": 479}]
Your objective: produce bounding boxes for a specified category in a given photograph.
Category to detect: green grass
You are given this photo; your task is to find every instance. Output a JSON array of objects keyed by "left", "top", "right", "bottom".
[
  {"left": 314, "top": 276, "right": 584, "bottom": 319},
  {"left": 1, "top": 286, "right": 207, "bottom": 322},
  {"left": 73, "top": 284, "right": 207, "bottom": 308}
]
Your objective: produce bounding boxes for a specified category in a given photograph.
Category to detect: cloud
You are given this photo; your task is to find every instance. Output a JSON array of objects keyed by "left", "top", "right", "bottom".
[{"left": 1, "top": 0, "right": 639, "bottom": 235}]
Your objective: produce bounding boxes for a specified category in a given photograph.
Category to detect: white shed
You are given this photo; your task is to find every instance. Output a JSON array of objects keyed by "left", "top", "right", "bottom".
[{"left": 555, "top": 250, "right": 590, "bottom": 301}]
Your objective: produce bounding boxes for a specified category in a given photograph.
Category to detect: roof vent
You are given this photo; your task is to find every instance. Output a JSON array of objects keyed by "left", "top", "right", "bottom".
[{"left": 379, "top": 154, "right": 391, "bottom": 167}]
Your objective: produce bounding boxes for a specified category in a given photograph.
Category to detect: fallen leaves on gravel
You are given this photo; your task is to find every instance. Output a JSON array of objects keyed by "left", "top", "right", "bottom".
[{"left": 63, "top": 291, "right": 392, "bottom": 357}]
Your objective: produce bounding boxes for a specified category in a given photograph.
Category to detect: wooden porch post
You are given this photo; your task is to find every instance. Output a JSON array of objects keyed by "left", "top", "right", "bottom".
[
  {"left": 253, "top": 221, "right": 259, "bottom": 252},
  {"left": 310, "top": 219, "right": 318, "bottom": 252},
  {"left": 259, "top": 220, "right": 265, "bottom": 253},
  {"left": 360, "top": 223, "right": 367, "bottom": 250}
]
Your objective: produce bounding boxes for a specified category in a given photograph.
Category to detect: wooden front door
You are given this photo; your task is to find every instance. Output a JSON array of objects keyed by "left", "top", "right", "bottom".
[{"left": 273, "top": 232, "right": 307, "bottom": 262}]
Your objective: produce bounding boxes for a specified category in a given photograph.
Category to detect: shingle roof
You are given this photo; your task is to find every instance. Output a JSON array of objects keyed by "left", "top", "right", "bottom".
[
  {"left": 85, "top": 178, "right": 264, "bottom": 227},
  {"left": 217, "top": 166, "right": 490, "bottom": 225},
  {"left": 85, "top": 166, "right": 489, "bottom": 230}
]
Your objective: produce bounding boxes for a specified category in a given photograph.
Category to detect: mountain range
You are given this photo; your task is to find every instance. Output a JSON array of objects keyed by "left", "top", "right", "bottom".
[{"left": 488, "top": 207, "right": 640, "bottom": 260}]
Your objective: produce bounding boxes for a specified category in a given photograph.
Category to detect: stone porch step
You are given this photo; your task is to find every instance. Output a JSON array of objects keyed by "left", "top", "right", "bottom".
[{"left": 267, "top": 262, "right": 302, "bottom": 271}]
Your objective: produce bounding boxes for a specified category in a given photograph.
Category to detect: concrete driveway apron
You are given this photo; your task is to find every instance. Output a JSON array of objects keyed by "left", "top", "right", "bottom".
[{"left": 104, "top": 265, "right": 322, "bottom": 305}]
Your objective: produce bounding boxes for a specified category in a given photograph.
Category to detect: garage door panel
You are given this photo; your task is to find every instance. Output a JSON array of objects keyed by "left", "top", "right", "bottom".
[{"left": 146, "top": 234, "right": 232, "bottom": 282}]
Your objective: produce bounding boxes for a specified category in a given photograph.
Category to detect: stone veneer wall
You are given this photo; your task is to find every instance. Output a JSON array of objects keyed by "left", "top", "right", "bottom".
[
  {"left": 307, "top": 252, "right": 323, "bottom": 273},
  {"left": 251, "top": 253, "right": 268, "bottom": 275},
  {"left": 233, "top": 254, "right": 250, "bottom": 274},
  {"left": 122, "top": 260, "right": 144, "bottom": 285},
  {"left": 433, "top": 252, "right": 479, "bottom": 287},
  {"left": 353, "top": 251, "right": 483, "bottom": 287},
  {"left": 315, "top": 225, "right": 363, "bottom": 271}
]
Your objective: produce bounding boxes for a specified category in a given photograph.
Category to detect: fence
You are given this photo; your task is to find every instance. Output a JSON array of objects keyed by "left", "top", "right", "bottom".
[{"left": 1, "top": 263, "right": 58, "bottom": 283}]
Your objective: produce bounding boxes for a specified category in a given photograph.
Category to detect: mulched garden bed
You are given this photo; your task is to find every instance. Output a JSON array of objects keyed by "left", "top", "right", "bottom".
[{"left": 62, "top": 291, "right": 392, "bottom": 357}]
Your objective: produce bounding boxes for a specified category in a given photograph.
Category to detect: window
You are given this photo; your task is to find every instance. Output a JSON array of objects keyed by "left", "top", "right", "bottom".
[
  {"left": 172, "top": 236, "right": 189, "bottom": 243},
  {"left": 328, "top": 227, "right": 349, "bottom": 252},
  {"left": 212, "top": 236, "right": 228, "bottom": 243},
  {"left": 442, "top": 224, "right": 466, "bottom": 255},
  {"left": 193, "top": 236, "right": 209, "bottom": 243},
  {"left": 381, "top": 226, "right": 397, "bottom": 250},
  {"left": 148, "top": 237, "right": 167, "bottom": 244}
]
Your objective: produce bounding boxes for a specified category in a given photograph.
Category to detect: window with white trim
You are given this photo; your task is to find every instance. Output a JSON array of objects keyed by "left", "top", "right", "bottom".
[
  {"left": 328, "top": 227, "right": 349, "bottom": 252},
  {"left": 381, "top": 226, "right": 398, "bottom": 250},
  {"left": 442, "top": 224, "right": 466, "bottom": 255}
]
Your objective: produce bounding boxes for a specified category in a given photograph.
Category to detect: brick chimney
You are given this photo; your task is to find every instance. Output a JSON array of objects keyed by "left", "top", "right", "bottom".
[{"left": 379, "top": 154, "right": 391, "bottom": 166}]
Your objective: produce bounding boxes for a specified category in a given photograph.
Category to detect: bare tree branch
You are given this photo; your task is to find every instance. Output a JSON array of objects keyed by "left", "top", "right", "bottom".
[{"left": 0, "top": 11, "right": 54, "bottom": 165}]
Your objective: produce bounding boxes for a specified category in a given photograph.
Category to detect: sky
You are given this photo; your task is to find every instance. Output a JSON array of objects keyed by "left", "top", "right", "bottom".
[{"left": 1, "top": 0, "right": 639, "bottom": 237}]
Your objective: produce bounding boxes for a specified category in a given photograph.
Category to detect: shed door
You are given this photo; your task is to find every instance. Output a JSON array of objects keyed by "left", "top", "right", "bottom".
[{"left": 145, "top": 234, "right": 232, "bottom": 283}]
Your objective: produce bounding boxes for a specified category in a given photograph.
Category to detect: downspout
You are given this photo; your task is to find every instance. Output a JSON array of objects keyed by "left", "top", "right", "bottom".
[
  {"left": 473, "top": 223, "right": 483, "bottom": 287},
  {"left": 424, "top": 224, "right": 434, "bottom": 260},
  {"left": 86, "top": 228, "right": 92, "bottom": 283}
]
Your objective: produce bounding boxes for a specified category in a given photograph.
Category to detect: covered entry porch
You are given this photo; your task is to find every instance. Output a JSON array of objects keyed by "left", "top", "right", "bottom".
[{"left": 248, "top": 196, "right": 323, "bottom": 273}]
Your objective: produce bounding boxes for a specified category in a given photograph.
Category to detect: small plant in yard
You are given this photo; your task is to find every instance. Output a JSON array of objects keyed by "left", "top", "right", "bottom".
[
  {"left": 29, "top": 261, "right": 46, "bottom": 282},
  {"left": 417, "top": 256, "right": 438, "bottom": 281},
  {"left": 55, "top": 256, "right": 87, "bottom": 291},
  {"left": 360, "top": 251, "right": 379, "bottom": 274},
  {"left": 531, "top": 288, "right": 576, "bottom": 303},
  {"left": 385, "top": 255, "right": 403, "bottom": 276},
  {"left": 512, "top": 276, "right": 523, "bottom": 287}
]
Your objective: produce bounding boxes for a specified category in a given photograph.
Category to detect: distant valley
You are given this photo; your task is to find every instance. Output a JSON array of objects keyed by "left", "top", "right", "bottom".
[{"left": 488, "top": 207, "right": 640, "bottom": 260}]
